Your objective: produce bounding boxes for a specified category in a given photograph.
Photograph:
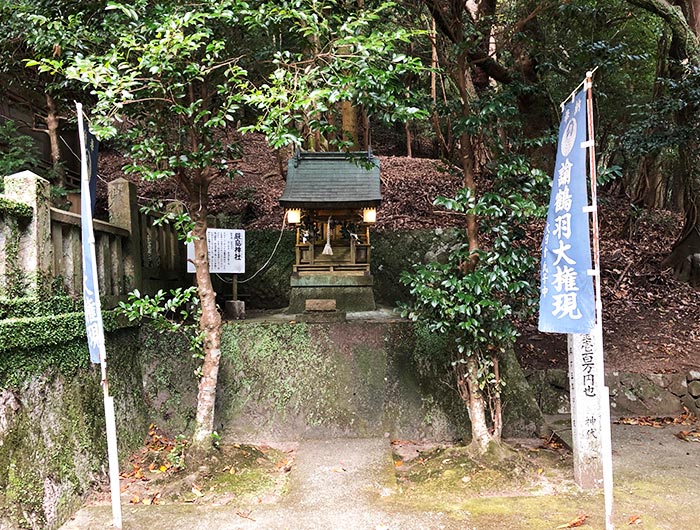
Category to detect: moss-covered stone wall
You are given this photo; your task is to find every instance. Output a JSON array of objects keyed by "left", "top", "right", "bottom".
[
  {"left": 0, "top": 296, "right": 544, "bottom": 529},
  {"left": 0, "top": 298, "right": 146, "bottom": 530},
  {"left": 137, "top": 319, "right": 542, "bottom": 443},
  {"left": 215, "top": 319, "right": 471, "bottom": 439}
]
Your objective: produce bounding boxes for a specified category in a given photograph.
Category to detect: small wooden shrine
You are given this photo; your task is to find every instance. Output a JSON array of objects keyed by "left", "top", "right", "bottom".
[{"left": 279, "top": 151, "right": 381, "bottom": 313}]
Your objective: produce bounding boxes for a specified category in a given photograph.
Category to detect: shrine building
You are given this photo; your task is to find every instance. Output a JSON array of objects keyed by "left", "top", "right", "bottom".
[{"left": 279, "top": 151, "right": 381, "bottom": 313}]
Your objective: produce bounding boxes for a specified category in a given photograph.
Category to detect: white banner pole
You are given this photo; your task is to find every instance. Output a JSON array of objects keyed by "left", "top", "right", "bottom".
[
  {"left": 585, "top": 71, "right": 614, "bottom": 530},
  {"left": 77, "top": 103, "right": 123, "bottom": 529}
]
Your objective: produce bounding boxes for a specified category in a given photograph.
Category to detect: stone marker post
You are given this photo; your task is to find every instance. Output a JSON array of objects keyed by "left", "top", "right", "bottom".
[
  {"left": 108, "top": 178, "right": 143, "bottom": 293},
  {"left": 4, "top": 171, "right": 52, "bottom": 296}
]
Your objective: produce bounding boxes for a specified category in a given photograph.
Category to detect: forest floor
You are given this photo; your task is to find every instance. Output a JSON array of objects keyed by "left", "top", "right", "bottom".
[{"left": 98, "top": 132, "right": 700, "bottom": 375}]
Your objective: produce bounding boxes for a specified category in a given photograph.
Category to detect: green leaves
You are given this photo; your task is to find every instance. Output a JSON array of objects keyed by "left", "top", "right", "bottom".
[
  {"left": 239, "top": 1, "right": 428, "bottom": 148},
  {"left": 399, "top": 157, "right": 547, "bottom": 377},
  {"left": 118, "top": 287, "right": 204, "bottom": 361}
]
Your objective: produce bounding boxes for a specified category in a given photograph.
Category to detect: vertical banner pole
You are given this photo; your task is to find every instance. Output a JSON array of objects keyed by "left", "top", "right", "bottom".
[
  {"left": 77, "top": 103, "right": 123, "bottom": 529},
  {"left": 585, "top": 72, "right": 615, "bottom": 530}
]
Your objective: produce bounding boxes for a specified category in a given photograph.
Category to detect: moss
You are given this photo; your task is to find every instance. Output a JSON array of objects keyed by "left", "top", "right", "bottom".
[
  {"left": 219, "top": 322, "right": 339, "bottom": 425},
  {"left": 145, "top": 444, "right": 289, "bottom": 504},
  {"left": 0, "top": 196, "right": 32, "bottom": 220},
  {"left": 1, "top": 217, "right": 26, "bottom": 297},
  {"left": 0, "top": 373, "right": 103, "bottom": 529},
  {"left": 0, "top": 312, "right": 136, "bottom": 388},
  {"left": 0, "top": 338, "right": 91, "bottom": 387},
  {"left": 0, "top": 309, "right": 133, "bottom": 353},
  {"left": 138, "top": 324, "right": 198, "bottom": 436},
  {"left": 233, "top": 230, "right": 295, "bottom": 309},
  {"left": 219, "top": 229, "right": 469, "bottom": 310},
  {"left": 0, "top": 327, "right": 146, "bottom": 529}
]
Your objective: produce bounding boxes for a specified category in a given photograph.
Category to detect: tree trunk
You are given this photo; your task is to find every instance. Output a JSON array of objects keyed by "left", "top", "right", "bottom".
[
  {"left": 490, "top": 355, "right": 503, "bottom": 441},
  {"left": 341, "top": 100, "right": 357, "bottom": 149},
  {"left": 405, "top": 119, "right": 412, "bottom": 158},
  {"left": 454, "top": 357, "right": 498, "bottom": 453},
  {"left": 188, "top": 180, "right": 222, "bottom": 451},
  {"left": 44, "top": 93, "right": 65, "bottom": 188},
  {"left": 632, "top": 155, "right": 665, "bottom": 208},
  {"left": 455, "top": 51, "right": 480, "bottom": 271},
  {"left": 629, "top": 0, "right": 700, "bottom": 284},
  {"left": 429, "top": 23, "right": 450, "bottom": 158},
  {"left": 464, "top": 357, "right": 496, "bottom": 453}
]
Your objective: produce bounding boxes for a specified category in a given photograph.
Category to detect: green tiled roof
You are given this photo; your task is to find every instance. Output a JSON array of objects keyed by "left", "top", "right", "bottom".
[{"left": 279, "top": 151, "right": 381, "bottom": 209}]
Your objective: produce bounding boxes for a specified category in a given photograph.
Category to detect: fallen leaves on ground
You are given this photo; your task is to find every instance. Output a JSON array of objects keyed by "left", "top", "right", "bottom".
[
  {"left": 627, "top": 515, "right": 642, "bottom": 525},
  {"left": 191, "top": 484, "right": 204, "bottom": 497},
  {"left": 236, "top": 510, "right": 255, "bottom": 521},
  {"left": 541, "top": 433, "right": 566, "bottom": 450},
  {"left": 675, "top": 429, "right": 700, "bottom": 442},
  {"left": 130, "top": 493, "right": 161, "bottom": 505},
  {"left": 615, "top": 410, "right": 697, "bottom": 428},
  {"left": 556, "top": 514, "right": 588, "bottom": 528}
]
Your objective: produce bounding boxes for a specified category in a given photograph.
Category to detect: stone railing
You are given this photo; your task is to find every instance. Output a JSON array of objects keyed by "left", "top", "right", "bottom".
[{"left": 0, "top": 171, "right": 188, "bottom": 306}]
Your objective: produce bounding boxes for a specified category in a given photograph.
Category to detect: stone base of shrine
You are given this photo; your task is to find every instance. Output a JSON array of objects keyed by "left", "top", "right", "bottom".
[{"left": 288, "top": 273, "right": 376, "bottom": 313}]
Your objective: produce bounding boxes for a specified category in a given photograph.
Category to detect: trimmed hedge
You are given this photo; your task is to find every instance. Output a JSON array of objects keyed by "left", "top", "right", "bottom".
[
  {"left": 0, "top": 296, "right": 80, "bottom": 320},
  {"left": 0, "top": 310, "right": 132, "bottom": 352}
]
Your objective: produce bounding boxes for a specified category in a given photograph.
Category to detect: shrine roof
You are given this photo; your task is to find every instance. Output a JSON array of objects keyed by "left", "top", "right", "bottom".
[{"left": 279, "top": 151, "right": 381, "bottom": 209}]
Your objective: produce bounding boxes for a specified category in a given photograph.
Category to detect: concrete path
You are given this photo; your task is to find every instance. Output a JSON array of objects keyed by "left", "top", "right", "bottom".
[
  {"left": 59, "top": 438, "right": 455, "bottom": 530},
  {"left": 59, "top": 423, "right": 700, "bottom": 529}
]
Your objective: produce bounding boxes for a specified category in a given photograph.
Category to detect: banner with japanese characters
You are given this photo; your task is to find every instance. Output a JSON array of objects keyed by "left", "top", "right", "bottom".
[
  {"left": 80, "top": 125, "right": 105, "bottom": 365},
  {"left": 538, "top": 87, "right": 595, "bottom": 333}
]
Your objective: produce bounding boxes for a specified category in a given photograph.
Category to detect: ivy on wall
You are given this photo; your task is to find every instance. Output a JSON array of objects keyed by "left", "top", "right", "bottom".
[
  {"left": 0, "top": 311, "right": 130, "bottom": 352},
  {"left": 0, "top": 295, "right": 79, "bottom": 320}
]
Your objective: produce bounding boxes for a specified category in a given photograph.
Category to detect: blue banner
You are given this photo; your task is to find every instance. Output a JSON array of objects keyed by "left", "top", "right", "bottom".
[
  {"left": 80, "top": 120, "right": 105, "bottom": 364},
  {"left": 538, "top": 87, "right": 595, "bottom": 334},
  {"left": 85, "top": 126, "right": 99, "bottom": 214}
]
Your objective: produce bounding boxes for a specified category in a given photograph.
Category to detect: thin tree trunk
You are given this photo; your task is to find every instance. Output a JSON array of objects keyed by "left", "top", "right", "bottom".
[
  {"left": 629, "top": 0, "right": 700, "bottom": 284},
  {"left": 188, "top": 178, "right": 222, "bottom": 451},
  {"left": 361, "top": 108, "right": 369, "bottom": 150},
  {"left": 341, "top": 100, "right": 357, "bottom": 149},
  {"left": 45, "top": 93, "right": 65, "bottom": 187},
  {"left": 405, "top": 119, "right": 413, "bottom": 158},
  {"left": 491, "top": 356, "right": 502, "bottom": 441},
  {"left": 455, "top": 51, "right": 480, "bottom": 271},
  {"left": 465, "top": 357, "right": 494, "bottom": 453},
  {"left": 429, "top": 19, "right": 450, "bottom": 158}
]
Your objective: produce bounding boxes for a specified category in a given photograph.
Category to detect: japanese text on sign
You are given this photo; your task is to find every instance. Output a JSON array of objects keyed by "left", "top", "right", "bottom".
[{"left": 187, "top": 229, "right": 245, "bottom": 274}]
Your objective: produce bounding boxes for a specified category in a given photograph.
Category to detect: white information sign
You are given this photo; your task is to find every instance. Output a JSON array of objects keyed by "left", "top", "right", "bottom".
[{"left": 187, "top": 229, "right": 245, "bottom": 274}]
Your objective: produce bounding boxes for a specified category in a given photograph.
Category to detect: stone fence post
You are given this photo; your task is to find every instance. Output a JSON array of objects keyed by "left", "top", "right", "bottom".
[
  {"left": 108, "top": 178, "right": 143, "bottom": 293},
  {"left": 4, "top": 171, "right": 52, "bottom": 296}
]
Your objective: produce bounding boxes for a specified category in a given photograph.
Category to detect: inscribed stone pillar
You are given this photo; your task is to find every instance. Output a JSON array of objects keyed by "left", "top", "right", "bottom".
[
  {"left": 108, "top": 178, "right": 143, "bottom": 292},
  {"left": 4, "top": 171, "right": 52, "bottom": 296}
]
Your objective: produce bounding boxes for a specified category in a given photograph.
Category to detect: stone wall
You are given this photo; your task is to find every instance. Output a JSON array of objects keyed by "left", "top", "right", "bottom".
[
  {"left": 0, "top": 325, "right": 146, "bottom": 530},
  {"left": 139, "top": 320, "right": 543, "bottom": 443},
  {"left": 0, "top": 172, "right": 187, "bottom": 306},
  {"left": 234, "top": 228, "right": 463, "bottom": 310},
  {"left": 527, "top": 368, "right": 700, "bottom": 417}
]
